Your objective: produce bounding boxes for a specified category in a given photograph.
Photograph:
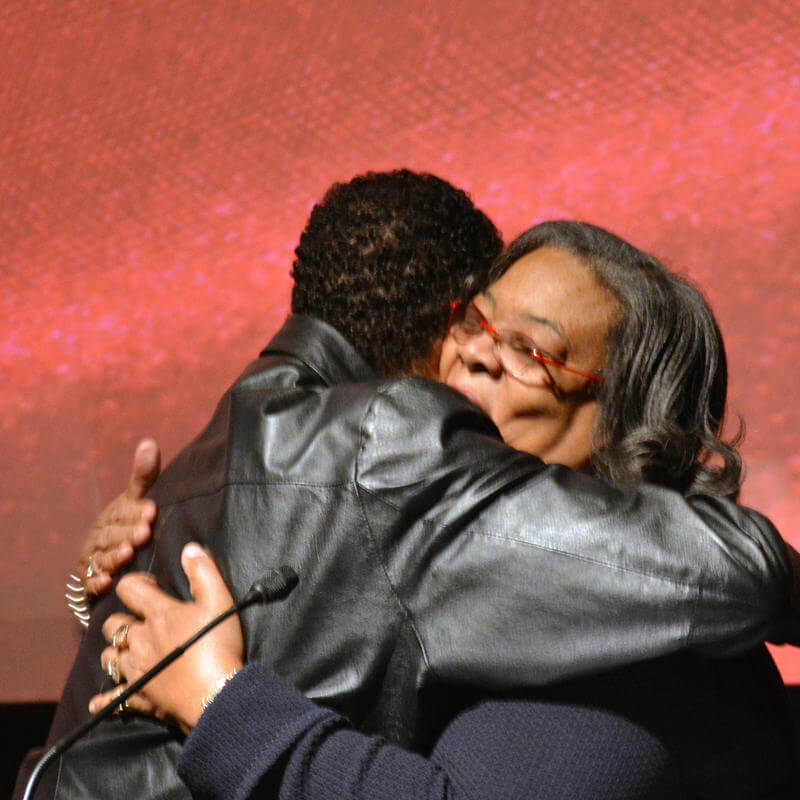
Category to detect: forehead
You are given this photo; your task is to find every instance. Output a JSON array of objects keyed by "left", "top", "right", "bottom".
[{"left": 480, "top": 246, "right": 618, "bottom": 350}]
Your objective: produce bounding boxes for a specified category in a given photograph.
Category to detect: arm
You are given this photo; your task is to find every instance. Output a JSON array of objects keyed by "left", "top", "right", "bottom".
[
  {"left": 89, "top": 546, "right": 457, "bottom": 799},
  {"left": 90, "top": 546, "right": 668, "bottom": 800},
  {"left": 178, "top": 665, "right": 670, "bottom": 800},
  {"left": 357, "top": 380, "right": 799, "bottom": 686},
  {"left": 83, "top": 383, "right": 798, "bottom": 690},
  {"left": 178, "top": 664, "right": 455, "bottom": 800}
]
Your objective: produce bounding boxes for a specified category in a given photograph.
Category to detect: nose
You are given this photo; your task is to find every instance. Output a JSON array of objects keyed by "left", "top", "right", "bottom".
[{"left": 458, "top": 327, "right": 503, "bottom": 378}]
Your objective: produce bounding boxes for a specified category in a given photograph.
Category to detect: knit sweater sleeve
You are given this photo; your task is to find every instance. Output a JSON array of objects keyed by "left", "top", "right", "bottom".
[
  {"left": 178, "top": 663, "right": 454, "bottom": 800},
  {"left": 178, "top": 663, "right": 671, "bottom": 800}
]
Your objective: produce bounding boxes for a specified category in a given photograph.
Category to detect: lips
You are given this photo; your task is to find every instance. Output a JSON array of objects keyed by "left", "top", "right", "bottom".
[{"left": 451, "top": 384, "right": 489, "bottom": 415}]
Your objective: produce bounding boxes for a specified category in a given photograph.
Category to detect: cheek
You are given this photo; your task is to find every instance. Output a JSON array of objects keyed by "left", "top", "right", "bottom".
[
  {"left": 478, "top": 385, "right": 532, "bottom": 441},
  {"left": 492, "top": 392, "right": 599, "bottom": 468}
]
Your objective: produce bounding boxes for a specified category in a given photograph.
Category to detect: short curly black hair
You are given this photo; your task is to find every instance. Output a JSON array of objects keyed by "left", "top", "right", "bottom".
[{"left": 291, "top": 170, "right": 502, "bottom": 376}]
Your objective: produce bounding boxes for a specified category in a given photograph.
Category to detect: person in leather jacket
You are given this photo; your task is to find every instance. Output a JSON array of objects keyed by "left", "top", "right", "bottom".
[{"left": 25, "top": 174, "right": 799, "bottom": 799}]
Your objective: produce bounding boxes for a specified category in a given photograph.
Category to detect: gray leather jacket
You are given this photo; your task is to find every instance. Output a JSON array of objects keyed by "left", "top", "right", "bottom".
[{"left": 34, "top": 314, "right": 797, "bottom": 799}]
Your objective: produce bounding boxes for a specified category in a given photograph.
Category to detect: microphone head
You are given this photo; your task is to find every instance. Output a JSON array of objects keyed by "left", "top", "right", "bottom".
[{"left": 246, "top": 565, "right": 299, "bottom": 604}]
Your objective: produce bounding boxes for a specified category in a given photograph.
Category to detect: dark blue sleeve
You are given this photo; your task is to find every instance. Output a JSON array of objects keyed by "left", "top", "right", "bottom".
[
  {"left": 178, "top": 663, "right": 672, "bottom": 800},
  {"left": 178, "top": 664, "right": 453, "bottom": 800}
]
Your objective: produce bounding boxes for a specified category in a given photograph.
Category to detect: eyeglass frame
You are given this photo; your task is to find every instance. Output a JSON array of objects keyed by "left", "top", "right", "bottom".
[{"left": 447, "top": 300, "right": 605, "bottom": 386}]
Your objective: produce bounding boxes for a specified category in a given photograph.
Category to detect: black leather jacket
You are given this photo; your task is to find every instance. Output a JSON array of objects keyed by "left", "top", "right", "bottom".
[{"left": 33, "top": 314, "right": 797, "bottom": 799}]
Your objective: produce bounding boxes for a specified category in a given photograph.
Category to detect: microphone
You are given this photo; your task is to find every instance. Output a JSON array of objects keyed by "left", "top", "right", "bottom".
[
  {"left": 242, "top": 565, "right": 299, "bottom": 605},
  {"left": 22, "top": 566, "right": 299, "bottom": 800}
]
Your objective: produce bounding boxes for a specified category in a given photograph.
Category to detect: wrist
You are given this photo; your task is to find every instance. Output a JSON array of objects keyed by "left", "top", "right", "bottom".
[
  {"left": 201, "top": 669, "right": 239, "bottom": 710},
  {"left": 65, "top": 573, "right": 90, "bottom": 628},
  {"left": 187, "top": 659, "right": 243, "bottom": 728}
]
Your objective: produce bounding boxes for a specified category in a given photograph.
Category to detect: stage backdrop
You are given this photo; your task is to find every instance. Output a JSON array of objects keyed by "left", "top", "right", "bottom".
[{"left": 2, "top": 0, "right": 800, "bottom": 701}]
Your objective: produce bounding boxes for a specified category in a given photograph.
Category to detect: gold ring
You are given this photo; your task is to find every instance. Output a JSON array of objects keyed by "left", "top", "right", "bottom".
[
  {"left": 112, "top": 624, "right": 130, "bottom": 650},
  {"left": 114, "top": 684, "right": 129, "bottom": 714},
  {"left": 83, "top": 553, "right": 100, "bottom": 580},
  {"left": 107, "top": 657, "right": 121, "bottom": 685}
]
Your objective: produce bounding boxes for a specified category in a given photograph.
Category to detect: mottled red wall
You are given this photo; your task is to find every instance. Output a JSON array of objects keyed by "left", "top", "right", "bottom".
[{"left": 2, "top": 0, "right": 800, "bottom": 700}]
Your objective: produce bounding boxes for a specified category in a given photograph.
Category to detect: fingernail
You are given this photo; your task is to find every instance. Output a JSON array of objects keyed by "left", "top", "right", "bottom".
[
  {"left": 88, "top": 700, "right": 97, "bottom": 713},
  {"left": 184, "top": 542, "right": 203, "bottom": 559}
]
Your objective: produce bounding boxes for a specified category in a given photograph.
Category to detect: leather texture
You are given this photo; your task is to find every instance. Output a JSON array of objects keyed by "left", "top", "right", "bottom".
[{"left": 33, "top": 314, "right": 799, "bottom": 799}]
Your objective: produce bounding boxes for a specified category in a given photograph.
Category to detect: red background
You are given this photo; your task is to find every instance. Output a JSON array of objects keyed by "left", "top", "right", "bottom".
[{"left": 2, "top": 0, "right": 800, "bottom": 701}]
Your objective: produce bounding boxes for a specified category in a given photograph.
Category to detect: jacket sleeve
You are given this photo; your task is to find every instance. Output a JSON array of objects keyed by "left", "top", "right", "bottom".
[{"left": 355, "top": 379, "right": 798, "bottom": 688}]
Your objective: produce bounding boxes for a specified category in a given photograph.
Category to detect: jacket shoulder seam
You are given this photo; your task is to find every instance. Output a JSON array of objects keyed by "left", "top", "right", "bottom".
[{"left": 354, "top": 385, "right": 435, "bottom": 680}]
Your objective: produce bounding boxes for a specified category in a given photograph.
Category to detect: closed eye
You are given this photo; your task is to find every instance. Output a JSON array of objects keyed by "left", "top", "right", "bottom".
[{"left": 507, "top": 335, "right": 562, "bottom": 365}]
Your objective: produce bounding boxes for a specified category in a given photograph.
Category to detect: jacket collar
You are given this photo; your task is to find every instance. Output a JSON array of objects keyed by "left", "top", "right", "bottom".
[{"left": 260, "top": 314, "right": 377, "bottom": 386}]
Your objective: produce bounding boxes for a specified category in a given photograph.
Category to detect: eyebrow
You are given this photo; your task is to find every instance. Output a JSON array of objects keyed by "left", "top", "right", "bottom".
[{"left": 481, "top": 290, "right": 570, "bottom": 346}]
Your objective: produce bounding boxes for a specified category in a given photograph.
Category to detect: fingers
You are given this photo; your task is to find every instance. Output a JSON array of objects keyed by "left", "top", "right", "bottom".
[
  {"left": 96, "top": 498, "right": 157, "bottom": 530},
  {"left": 100, "top": 644, "right": 144, "bottom": 687},
  {"left": 101, "top": 612, "right": 138, "bottom": 644},
  {"left": 88, "top": 685, "right": 158, "bottom": 717},
  {"left": 116, "top": 572, "right": 171, "bottom": 619},
  {"left": 127, "top": 439, "right": 161, "bottom": 500},
  {"left": 100, "top": 616, "right": 153, "bottom": 699},
  {"left": 100, "top": 645, "right": 121, "bottom": 678},
  {"left": 79, "top": 443, "right": 159, "bottom": 597},
  {"left": 83, "top": 571, "right": 113, "bottom": 597},
  {"left": 83, "top": 539, "right": 135, "bottom": 597},
  {"left": 87, "top": 511, "right": 153, "bottom": 558},
  {"left": 82, "top": 520, "right": 148, "bottom": 596},
  {"left": 181, "top": 543, "right": 234, "bottom": 611}
]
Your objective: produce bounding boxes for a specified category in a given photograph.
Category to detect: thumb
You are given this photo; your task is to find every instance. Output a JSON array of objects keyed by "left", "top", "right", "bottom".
[
  {"left": 181, "top": 542, "right": 233, "bottom": 613},
  {"left": 127, "top": 438, "right": 161, "bottom": 499}
]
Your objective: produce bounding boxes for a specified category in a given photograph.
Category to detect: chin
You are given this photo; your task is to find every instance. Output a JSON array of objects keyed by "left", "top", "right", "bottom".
[{"left": 503, "top": 430, "right": 593, "bottom": 470}]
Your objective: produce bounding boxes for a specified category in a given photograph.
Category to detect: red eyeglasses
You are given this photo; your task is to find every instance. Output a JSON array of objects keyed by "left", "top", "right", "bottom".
[{"left": 448, "top": 300, "right": 604, "bottom": 386}]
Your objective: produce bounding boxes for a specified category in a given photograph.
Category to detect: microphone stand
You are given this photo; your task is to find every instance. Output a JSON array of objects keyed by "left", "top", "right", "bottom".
[{"left": 23, "top": 566, "right": 298, "bottom": 800}]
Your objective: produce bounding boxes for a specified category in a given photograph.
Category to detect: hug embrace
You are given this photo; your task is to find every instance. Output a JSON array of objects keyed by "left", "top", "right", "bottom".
[{"left": 26, "top": 171, "right": 800, "bottom": 800}]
